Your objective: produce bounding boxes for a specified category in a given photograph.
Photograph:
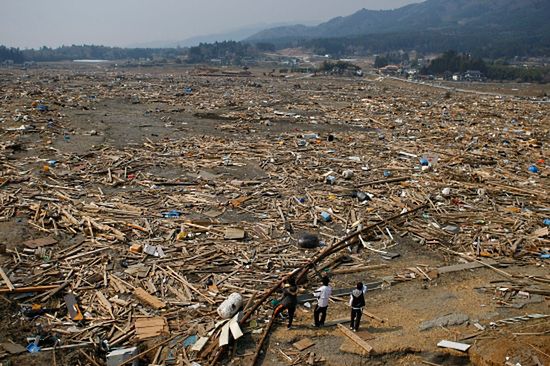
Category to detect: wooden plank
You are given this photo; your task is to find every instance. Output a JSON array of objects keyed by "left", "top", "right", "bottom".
[
  {"left": 229, "top": 321, "right": 243, "bottom": 340},
  {"left": 96, "top": 291, "right": 113, "bottom": 318},
  {"left": 191, "top": 336, "right": 209, "bottom": 352},
  {"left": 229, "top": 314, "right": 243, "bottom": 340},
  {"left": 135, "top": 318, "right": 168, "bottom": 327},
  {"left": 219, "top": 322, "right": 230, "bottom": 347},
  {"left": 293, "top": 338, "right": 315, "bottom": 351},
  {"left": 362, "top": 310, "right": 385, "bottom": 323},
  {"left": 329, "top": 264, "right": 388, "bottom": 275},
  {"left": 318, "top": 318, "right": 350, "bottom": 327},
  {"left": 224, "top": 227, "right": 245, "bottom": 240},
  {"left": 339, "top": 339, "right": 369, "bottom": 356},
  {"left": 134, "top": 287, "right": 166, "bottom": 309},
  {"left": 437, "top": 340, "right": 471, "bottom": 352},
  {"left": 337, "top": 324, "right": 373, "bottom": 353},
  {"left": 437, "top": 259, "right": 497, "bottom": 274},
  {"left": 0, "top": 285, "right": 58, "bottom": 294},
  {"left": 23, "top": 237, "right": 58, "bottom": 249},
  {"left": 0, "top": 342, "right": 26, "bottom": 354},
  {"left": 0, "top": 267, "right": 15, "bottom": 291},
  {"left": 134, "top": 317, "right": 169, "bottom": 340}
]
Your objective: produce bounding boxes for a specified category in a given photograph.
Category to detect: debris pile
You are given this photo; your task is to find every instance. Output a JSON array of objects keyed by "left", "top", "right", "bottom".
[{"left": 0, "top": 65, "right": 548, "bottom": 365}]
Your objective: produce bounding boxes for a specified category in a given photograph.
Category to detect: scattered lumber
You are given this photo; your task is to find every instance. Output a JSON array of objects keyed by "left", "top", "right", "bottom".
[{"left": 0, "top": 63, "right": 546, "bottom": 366}]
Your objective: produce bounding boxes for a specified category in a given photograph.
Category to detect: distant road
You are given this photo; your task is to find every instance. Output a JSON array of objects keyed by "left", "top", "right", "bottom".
[{"left": 382, "top": 75, "right": 550, "bottom": 104}]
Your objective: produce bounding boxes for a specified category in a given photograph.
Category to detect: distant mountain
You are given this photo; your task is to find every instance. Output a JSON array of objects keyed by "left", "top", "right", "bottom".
[
  {"left": 130, "top": 21, "right": 319, "bottom": 49},
  {"left": 247, "top": 0, "right": 550, "bottom": 56}
]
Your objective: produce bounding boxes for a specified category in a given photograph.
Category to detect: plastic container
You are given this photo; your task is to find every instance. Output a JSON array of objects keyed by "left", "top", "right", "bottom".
[
  {"left": 320, "top": 211, "right": 331, "bottom": 222},
  {"left": 217, "top": 293, "right": 243, "bottom": 319},
  {"left": 528, "top": 165, "right": 539, "bottom": 173},
  {"left": 353, "top": 191, "right": 370, "bottom": 202},
  {"left": 325, "top": 175, "right": 336, "bottom": 185},
  {"left": 162, "top": 210, "right": 181, "bottom": 218},
  {"left": 342, "top": 170, "right": 354, "bottom": 179}
]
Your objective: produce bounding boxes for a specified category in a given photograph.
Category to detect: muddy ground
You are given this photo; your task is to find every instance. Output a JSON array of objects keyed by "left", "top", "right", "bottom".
[{"left": 0, "top": 63, "right": 548, "bottom": 366}]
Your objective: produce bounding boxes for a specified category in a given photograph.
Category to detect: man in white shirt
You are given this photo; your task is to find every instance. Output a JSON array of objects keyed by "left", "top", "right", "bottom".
[{"left": 313, "top": 276, "right": 332, "bottom": 327}]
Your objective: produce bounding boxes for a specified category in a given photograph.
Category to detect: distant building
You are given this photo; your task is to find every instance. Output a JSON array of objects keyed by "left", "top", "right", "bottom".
[
  {"left": 406, "top": 69, "right": 418, "bottom": 80},
  {"left": 379, "top": 65, "right": 400, "bottom": 76},
  {"left": 464, "top": 70, "right": 483, "bottom": 82}
]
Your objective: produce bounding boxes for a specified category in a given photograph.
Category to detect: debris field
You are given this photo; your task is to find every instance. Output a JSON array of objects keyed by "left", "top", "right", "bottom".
[{"left": 0, "top": 64, "right": 548, "bottom": 366}]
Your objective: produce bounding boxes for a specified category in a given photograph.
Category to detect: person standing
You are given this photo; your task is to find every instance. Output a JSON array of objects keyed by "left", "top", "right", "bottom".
[
  {"left": 313, "top": 276, "right": 332, "bottom": 327},
  {"left": 274, "top": 278, "right": 298, "bottom": 329},
  {"left": 349, "top": 282, "right": 366, "bottom": 332}
]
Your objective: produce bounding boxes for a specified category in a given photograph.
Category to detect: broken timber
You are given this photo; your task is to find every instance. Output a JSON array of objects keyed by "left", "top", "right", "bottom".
[
  {"left": 337, "top": 324, "right": 373, "bottom": 353},
  {"left": 209, "top": 205, "right": 426, "bottom": 365}
]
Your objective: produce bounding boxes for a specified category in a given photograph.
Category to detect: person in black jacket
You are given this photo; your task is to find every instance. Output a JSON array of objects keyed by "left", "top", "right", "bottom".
[
  {"left": 273, "top": 278, "right": 298, "bottom": 329},
  {"left": 349, "top": 282, "right": 366, "bottom": 332}
]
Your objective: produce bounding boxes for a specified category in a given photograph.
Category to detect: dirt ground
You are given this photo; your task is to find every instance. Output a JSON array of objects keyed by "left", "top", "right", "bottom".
[
  {"left": 0, "top": 63, "right": 548, "bottom": 366},
  {"left": 258, "top": 253, "right": 549, "bottom": 366}
]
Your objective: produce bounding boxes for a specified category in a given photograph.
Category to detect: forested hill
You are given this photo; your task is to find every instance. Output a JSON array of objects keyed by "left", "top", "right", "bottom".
[{"left": 247, "top": 0, "right": 550, "bottom": 57}]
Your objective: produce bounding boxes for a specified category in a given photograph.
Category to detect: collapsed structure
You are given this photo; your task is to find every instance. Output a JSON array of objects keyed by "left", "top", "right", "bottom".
[{"left": 0, "top": 64, "right": 548, "bottom": 365}]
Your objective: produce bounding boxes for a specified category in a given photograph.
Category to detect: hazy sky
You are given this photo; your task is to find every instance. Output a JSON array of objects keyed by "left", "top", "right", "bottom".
[{"left": 1, "top": 0, "right": 420, "bottom": 49}]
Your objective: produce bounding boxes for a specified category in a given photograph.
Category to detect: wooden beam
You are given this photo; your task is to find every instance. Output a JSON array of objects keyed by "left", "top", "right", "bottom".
[
  {"left": 337, "top": 324, "right": 373, "bottom": 353},
  {"left": 0, "top": 285, "right": 58, "bottom": 294},
  {"left": 0, "top": 267, "right": 15, "bottom": 291},
  {"left": 134, "top": 287, "right": 166, "bottom": 309},
  {"left": 229, "top": 314, "right": 243, "bottom": 340},
  {"left": 251, "top": 315, "right": 276, "bottom": 366}
]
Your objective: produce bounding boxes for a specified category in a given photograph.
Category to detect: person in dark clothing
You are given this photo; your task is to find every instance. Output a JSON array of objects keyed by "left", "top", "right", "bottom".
[
  {"left": 349, "top": 282, "right": 366, "bottom": 332},
  {"left": 273, "top": 278, "right": 298, "bottom": 329}
]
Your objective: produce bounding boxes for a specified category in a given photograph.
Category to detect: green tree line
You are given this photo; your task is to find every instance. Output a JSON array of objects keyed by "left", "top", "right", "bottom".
[
  {"left": 23, "top": 45, "right": 183, "bottom": 62},
  {"left": 0, "top": 46, "right": 25, "bottom": 63},
  {"left": 421, "top": 50, "right": 487, "bottom": 74},
  {"left": 422, "top": 50, "right": 550, "bottom": 83},
  {"left": 1, "top": 44, "right": 184, "bottom": 63},
  {"left": 186, "top": 41, "right": 259, "bottom": 65},
  {"left": 288, "top": 30, "right": 550, "bottom": 59}
]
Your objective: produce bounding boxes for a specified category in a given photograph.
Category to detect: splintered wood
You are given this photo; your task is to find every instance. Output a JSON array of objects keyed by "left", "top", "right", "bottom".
[
  {"left": 0, "top": 63, "right": 547, "bottom": 366},
  {"left": 134, "top": 288, "right": 166, "bottom": 309}
]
